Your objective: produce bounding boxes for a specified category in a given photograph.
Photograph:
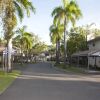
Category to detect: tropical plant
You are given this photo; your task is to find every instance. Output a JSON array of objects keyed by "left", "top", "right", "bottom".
[
  {"left": 52, "top": 0, "right": 82, "bottom": 65},
  {"left": 74, "top": 23, "right": 98, "bottom": 46},
  {"left": 67, "top": 31, "right": 87, "bottom": 56},
  {"left": 50, "top": 23, "right": 64, "bottom": 64},
  {"left": 0, "top": 0, "right": 35, "bottom": 72},
  {"left": 13, "top": 26, "right": 33, "bottom": 58},
  {"left": 93, "top": 28, "right": 100, "bottom": 37},
  {"left": 32, "top": 42, "right": 48, "bottom": 55}
]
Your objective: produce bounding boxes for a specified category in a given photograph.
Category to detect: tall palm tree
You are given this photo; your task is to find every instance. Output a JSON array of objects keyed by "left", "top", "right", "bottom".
[
  {"left": 50, "top": 23, "right": 64, "bottom": 64},
  {"left": 52, "top": 0, "right": 82, "bottom": 65},
  {"left": 0, "top": 0, "right": 35, "bottom": 72}
]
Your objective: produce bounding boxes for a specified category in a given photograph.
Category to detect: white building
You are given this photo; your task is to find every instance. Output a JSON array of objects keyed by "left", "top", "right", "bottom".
[
  {"left": 71, "top": 36, "right": 100, "bottom": 68},
  {"left": 87, "top": 36, "right": 100, "bottom": 68}
]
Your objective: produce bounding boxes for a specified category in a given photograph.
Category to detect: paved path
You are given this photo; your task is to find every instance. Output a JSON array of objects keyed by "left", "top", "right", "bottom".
[{"left": 0, "top": 62, "right": 100, "bottom": 100}]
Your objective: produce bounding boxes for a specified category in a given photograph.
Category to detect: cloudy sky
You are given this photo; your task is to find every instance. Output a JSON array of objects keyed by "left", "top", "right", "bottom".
[{"left": 18, "top": 0, "right": 100, "bottom": 44}]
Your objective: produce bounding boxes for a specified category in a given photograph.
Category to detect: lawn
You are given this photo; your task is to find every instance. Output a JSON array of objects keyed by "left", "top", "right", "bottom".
[
  {"left": 0, "top": 70, "right": 20, "bottom": 94},
  {"left": 55, "top": 63, "right": 86, "bottom": 74}
]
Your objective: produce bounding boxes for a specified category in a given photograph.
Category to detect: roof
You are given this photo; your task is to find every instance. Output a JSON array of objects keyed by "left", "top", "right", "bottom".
[
  {"left": 72, "top": 49, "right": 100, "bottom": 57},
  {"left": 0, "top": 46, "right": 21, "bottom": 54},
  {"left": 88, "top": 36, "right": 100, "bottom": 43},
  {"left": 13, "top": 53, "right": 21, "bottom": 56},
  {"left": 0, "top": 46, "right": 5, "bottom": 53}
]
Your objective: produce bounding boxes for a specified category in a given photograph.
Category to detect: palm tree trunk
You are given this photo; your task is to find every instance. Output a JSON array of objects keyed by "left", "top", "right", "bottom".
[
  {"left": 56, "top": 40, "right": 58, "bottom": 64},
  {"left": 7, "top": 38, "right": 12, "bottom": 72},
  {"left": 58, "top": 40, "right": 60, "bottom": 63},
  {"left": 3, "top": 47, "right": 8, "bottom": 72},
  {"left": 21, "top": 44, "right": 23, "bottom": 64},
  {"left": 27, "top": 50, "right": 29, "bottom": 62},
  {"left": 64, "top": 17, "right": 67, "bottom": 66},
  {"left": 56, "top": 40, "right": 60, "bottom": 64}
]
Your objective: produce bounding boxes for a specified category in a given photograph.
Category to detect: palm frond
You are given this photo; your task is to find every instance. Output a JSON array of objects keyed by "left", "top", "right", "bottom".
[
  {"left": 13, "top": 1, "right": 24, "bottom": 22},
  {"left": 16, "top": 0, "right": 35, "bottom": 17},
  {"left": 51, "top": 6, "right": 63, "bottom": 17}
]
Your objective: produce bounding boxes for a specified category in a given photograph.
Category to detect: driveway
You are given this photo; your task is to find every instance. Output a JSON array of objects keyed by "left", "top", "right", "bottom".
[{"left": 0, "top": 62, "right": 100, "bottom": 100}]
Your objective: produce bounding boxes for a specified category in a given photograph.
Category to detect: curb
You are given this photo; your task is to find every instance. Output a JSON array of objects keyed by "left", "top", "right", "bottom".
[
  {"left": 49, "top": 62, "right": 79, "bottom": 74},
  {"left": 0, "top": 79, "right": 15, "bottom": 95},
  {"left": 49, "top": 61, "right": 100, "bottom": 75}
]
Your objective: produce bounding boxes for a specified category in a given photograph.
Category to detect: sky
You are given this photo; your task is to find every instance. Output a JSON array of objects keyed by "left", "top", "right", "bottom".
[{"left": 18, "top": 0, "right": 100, "bottom": 44}]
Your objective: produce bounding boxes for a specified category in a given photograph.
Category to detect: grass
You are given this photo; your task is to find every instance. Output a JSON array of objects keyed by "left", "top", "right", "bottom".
[
  {"left": 0, "top": 70, "right": 20, "bottom": 94},
  {"left": 55, "top": 63, "right": 86, "bottom": 74}
]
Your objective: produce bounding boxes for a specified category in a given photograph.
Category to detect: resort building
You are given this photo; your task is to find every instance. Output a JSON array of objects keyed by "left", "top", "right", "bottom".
[{"left": 71, "top": 36, "right": 100, "bottom": 69}]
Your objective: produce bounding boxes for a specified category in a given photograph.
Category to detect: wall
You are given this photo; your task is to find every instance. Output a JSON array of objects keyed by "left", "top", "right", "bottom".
[
  {"left": 88, "top": 56, "right": 100, "bottom": 68},
  {"left": 88, "top": 40, "right": 100, "bottom": 50}
]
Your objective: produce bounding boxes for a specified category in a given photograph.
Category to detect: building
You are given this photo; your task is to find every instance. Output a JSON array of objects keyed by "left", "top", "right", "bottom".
[
  {"left": 71, "top": 36, "right": 100, "bottom": 69},
  {"left": 0, "top": 46, "right": 21, "bottom": 68},
  {"left": 87, "top": 36, "right": 100, "bottom": 68}
]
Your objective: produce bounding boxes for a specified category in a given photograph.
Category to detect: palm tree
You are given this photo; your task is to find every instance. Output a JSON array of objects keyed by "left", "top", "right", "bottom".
[
  {"left": 14, "top": 26, "right": 33, "bottom": 60},
  {"left": 52, "top": 0, "right": 82, "bottom": 65},
  {"left": 0, "top": 0, "right": 35, "bottom": 72},
  {"left": 50, "top": 23, "right": 64, "bottom": 64},
  {"left": 0, "top": 0, "right": 35, "bottom": 20}
]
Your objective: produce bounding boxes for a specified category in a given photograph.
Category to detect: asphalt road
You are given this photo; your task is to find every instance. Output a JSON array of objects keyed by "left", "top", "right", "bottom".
[{"left": 0, "top": 62, "right": 100, "bottom": 100}]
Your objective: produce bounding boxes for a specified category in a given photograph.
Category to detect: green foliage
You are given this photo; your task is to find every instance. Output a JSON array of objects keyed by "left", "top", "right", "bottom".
[
  {"left": 13, "top": 26, "right": 33, "bottom": 52},
  {"left": 50, "top": 23, "right": 64, "bottom": 44},
  {"left": 49, "top": 20, "right": 64, "bottom": 64},
  {"left": 52, "top": 0, "right": 82, "bottom": 27},
  {"left": 73, "top": 24, "right": 100, "bottom": 41},
  {"left": 0, "top": 0, "right": 35, "bottom": 41},
  {"left": 48, "top": 45, "right": 56, "bottom": 54},
  {"left": 92, "top": 28, "right": 100, "bottom": 37},
  {"left": 1, "top": 1, "right": 16, "bottom": 41},
  {"left": 32, "top": 42, "right": 48, "bottom": 55},
  {"left": 65, "top": 26, "right": 90, "bottom": 56},
  {"left": 0, "top": 70, "right": 20, "bottom": 94},
  {"left": 67, "top": 32, "right": 87, "bottom": 56},
  {"left": 51, "top": 0, "right": 82, "bottom": 64},
  {"left": 13, "top": 27, "right": 48, "bottom": 55},
  {"left": 61, "top": 26, "right": 91, "bottom": 56},
  {"left": 13, "top": 0, "right": 35, "bottom": 22}
]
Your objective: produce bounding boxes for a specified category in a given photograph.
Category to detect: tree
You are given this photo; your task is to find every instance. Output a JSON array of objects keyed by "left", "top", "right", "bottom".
[
  {"left": 13, "top": 26, "right": 33, "bottom": 58},
  {"left": 67, "top": 32, "right": 87, "bottom": 56},
  {"left": 48, "top": 45, "right": 56, "bottom": 61},
  {"left": 29, "top": 34, "right": 44, "bottom": 55},
  {"left": 93, "top": 28, "right": 100, "bottom": 37},
  {"left": 0, "top": 0, "right": 35, "bottom": 72},
  {"left": 52, "top": 0, "right": 82, "bottom": 65},
  {"left": 49, "top": 23, "right": 64, "bottom": 64},
  {"left": 32, "top": 42, "right": 48, "bottom": 55},
  {"left": 74, "top": 23, "right": 99, "bottom": 46}
]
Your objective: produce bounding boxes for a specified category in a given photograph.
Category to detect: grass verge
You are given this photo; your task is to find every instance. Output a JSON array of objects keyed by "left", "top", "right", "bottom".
[
  {"left": 55, "top": 63, "right": 86, "bottom": 74},
  {"left": 0, "top": 70, "right": 20, "bottom": 94}
]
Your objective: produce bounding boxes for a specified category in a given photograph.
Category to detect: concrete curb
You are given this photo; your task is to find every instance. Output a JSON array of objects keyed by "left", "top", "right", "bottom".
[
  {"left": 49, "top": 62, "right": 100, "bottom": 75},
  {"left": 49, "top": 62, "right": 77, "bottom": 74}
]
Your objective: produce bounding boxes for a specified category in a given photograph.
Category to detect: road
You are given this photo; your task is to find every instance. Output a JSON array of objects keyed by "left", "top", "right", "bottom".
[{"left": 0, "top": 62, "right": 100, "bottom": 100}]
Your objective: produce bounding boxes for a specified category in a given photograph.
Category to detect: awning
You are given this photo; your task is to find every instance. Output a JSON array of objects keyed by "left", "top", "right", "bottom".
[{"left": 71, "top": 49, "right": 100, "bottom": 57}]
